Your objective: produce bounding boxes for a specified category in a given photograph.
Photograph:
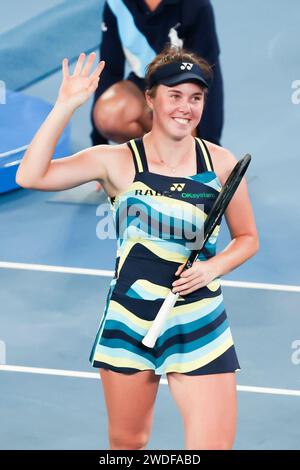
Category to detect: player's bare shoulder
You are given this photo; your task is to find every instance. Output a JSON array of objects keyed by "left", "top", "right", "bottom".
[
  {"left": 203, "top": 140, "right": 238, "bottom": 186},
  {"left": 96, "top": 142, "right": 135, "bottom": 197}
]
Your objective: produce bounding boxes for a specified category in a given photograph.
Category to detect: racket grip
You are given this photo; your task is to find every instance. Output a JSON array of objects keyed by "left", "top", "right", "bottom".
[{"left": 142, "top": 290, "right": 179, "bottom": 348}]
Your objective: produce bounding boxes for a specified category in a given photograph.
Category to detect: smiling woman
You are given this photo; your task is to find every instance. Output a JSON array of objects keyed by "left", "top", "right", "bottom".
[
  {"left": 16, "top": 46, "right": 258, "bottom": 450},
  {"left": 88, "top": 48, "right": 258, "bottom": 451}
]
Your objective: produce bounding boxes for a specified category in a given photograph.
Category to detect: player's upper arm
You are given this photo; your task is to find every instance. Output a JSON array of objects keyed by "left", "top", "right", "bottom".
[
  {"left": 216, "top": 147, "right": 259, "bottom": 242},
  {"left": 21, "top": 145, "right": 110, "bottom": 191}
]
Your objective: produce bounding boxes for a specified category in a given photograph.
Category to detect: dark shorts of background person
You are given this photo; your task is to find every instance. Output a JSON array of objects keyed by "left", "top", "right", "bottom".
[{"left": 90, "top": 60, "right": 223, "bottom": 147}]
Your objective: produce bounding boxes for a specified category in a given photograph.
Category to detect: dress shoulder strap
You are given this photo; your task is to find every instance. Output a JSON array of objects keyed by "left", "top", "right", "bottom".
[
  {"left": 195, "top": 137, "right": 215, "bottom": 172},
  {"left": 127, "top": 138, "right": 149, "bottom": 173}
]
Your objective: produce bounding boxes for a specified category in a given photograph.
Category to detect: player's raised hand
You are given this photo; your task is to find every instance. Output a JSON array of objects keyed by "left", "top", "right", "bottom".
[{"left": 56, "top": 52, "right": 105, "bottom": 111}]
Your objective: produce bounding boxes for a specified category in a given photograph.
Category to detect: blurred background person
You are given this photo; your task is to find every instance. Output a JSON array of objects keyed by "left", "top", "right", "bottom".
[{"left": 91, "top": 0, "right": 224, "bottom": 150}]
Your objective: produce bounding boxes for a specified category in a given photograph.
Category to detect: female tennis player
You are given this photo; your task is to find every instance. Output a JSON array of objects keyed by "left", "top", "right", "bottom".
[{"left": 16, "top": 48, "right": 259, "bottom": 450}]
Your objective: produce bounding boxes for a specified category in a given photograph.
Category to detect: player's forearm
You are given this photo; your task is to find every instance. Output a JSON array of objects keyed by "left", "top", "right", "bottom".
[
  {"left": 16, "top": 101, "right": 75, "bottom": 186},
  {"left": 209, "top": 234, "right": 259, "bottom": 278}
]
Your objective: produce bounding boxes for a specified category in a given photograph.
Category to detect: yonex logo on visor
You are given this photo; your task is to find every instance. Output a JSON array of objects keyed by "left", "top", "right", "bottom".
[
  {"left": 180, "top": 63, "right": 193, "bottom": 70},
  {"left": 148, "top": 61, "right": 209, "bottom": 89}
]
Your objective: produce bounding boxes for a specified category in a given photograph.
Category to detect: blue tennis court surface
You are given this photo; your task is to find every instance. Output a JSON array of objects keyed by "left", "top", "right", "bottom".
[{"left": 1, "top": 0, "right": 300, "bottom": 450}]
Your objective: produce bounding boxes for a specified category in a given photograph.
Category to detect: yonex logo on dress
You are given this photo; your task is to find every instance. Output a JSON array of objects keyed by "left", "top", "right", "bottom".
[
  {"left": 180, "top": 62, "right": 193, "bottom": 71},
  {"left": 170, "top": 183, "right": 186, "bottom": 192}
]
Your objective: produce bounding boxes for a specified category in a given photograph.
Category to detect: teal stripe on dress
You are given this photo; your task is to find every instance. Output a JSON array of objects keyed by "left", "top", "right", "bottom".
[
  {"left": 156, "top": 322, "right": 231, "bottom": 369},
  {"left": 190, "top": 172, "right": 222, "bottom": 189},
  {"left": 101, "top": 319, "right": 145, "bottom": 343},
  {"left": 125, "top": 288, "right": 144, "bottom": 299},
  {"left": 163, "top": 302, "right": 226, "bottom": 336},
  {"left": 99, "top": 339, "right": 156, "bottom": 364},
  {"left": 99, "top": 311, "right": 147, "bottom": 337}
]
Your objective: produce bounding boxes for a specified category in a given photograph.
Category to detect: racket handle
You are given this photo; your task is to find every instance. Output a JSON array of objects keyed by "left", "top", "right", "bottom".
[{"left": 142, "top": 290, "right": 179, "bottom": 348}]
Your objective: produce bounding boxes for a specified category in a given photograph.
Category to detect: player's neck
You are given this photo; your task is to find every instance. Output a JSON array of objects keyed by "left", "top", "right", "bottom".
[{"left": 144, "top": 129, "right": 194, "bottom": 168}]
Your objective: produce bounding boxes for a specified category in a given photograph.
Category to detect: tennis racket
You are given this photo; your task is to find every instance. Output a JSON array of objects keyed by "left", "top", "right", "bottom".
[{"left": 142, "top": 154, "right": 251, "bottom": 348}]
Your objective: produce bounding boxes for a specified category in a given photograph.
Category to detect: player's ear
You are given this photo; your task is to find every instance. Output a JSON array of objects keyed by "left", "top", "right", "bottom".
[{"left": 145, "top": 90, "right": 154, "bottom": 110}]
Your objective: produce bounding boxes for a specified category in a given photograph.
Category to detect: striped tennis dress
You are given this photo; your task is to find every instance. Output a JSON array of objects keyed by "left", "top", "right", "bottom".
[{"left": 90, "top": 137, "right": 240, "bottom": 375}]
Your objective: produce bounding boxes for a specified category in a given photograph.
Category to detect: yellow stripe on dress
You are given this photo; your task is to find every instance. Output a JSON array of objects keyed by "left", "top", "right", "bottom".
[
  {"left": 129, "top": 279, "right": 185, "bottom": 301},
  {"left": 164, "top": 335, "right": 234, "bottom": 373},
  {"left": 131, "top": 279, "right": 172, "bottom": 298},
  {"left": 130, "top": 139, "right": 144, "bottom": 172},
  {"left": 108, "top": 299, "right": 151, "bottom": 328},
  {"left": 206, "top": 279, "right": 221, "bottom": 292},
  {"left": 93, "top": 352, "right": 152, "bottom": 371}
]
